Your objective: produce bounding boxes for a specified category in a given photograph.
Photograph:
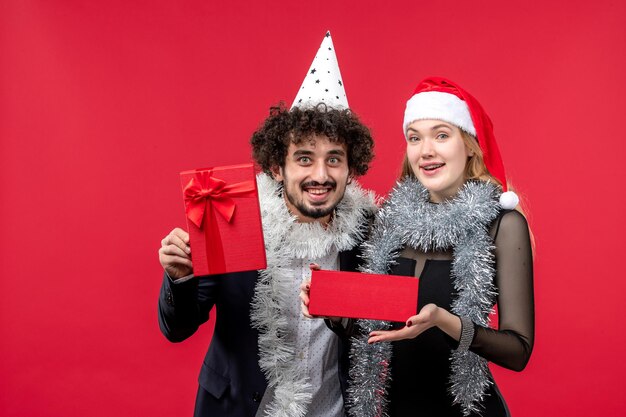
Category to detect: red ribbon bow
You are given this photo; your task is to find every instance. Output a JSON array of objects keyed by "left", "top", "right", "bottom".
[{"left": 183, "top": 171, "right": 256, "bottom": 228}]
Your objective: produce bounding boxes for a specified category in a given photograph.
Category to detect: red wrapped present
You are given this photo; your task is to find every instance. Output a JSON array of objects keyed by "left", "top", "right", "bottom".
[
  {"left": 308, "top": 270, "right": 418, "bottom": 322},
  {"left": 180, "top": 164, "right": 266, "bottom": 276}
]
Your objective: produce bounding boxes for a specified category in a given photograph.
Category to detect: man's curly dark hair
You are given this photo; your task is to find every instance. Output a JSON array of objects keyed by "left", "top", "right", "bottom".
[{"left": 250, "top": 103, "right": 374, "bottom": 176}]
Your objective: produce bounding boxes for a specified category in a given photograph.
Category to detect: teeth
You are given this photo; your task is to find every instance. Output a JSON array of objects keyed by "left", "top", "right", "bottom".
[
  {"left": 306, "top": 189, "right": 329, "bottom": 195},
  {"left": 424, "top": 164, "right": 444, "bottom": 171}
]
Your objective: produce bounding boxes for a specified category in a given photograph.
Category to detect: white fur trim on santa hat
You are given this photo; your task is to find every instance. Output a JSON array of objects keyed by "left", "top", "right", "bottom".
[
  {"left": 403, "top": 91, "right": 475, "bottom": 137},
  {"left": 499, "top": 191, "right": 519, "bottom": 210}
]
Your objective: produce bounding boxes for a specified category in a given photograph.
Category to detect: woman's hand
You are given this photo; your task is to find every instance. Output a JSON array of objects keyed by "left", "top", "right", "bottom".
[{"left": 368, "top": 304, "right": 441, "bottom": 343}]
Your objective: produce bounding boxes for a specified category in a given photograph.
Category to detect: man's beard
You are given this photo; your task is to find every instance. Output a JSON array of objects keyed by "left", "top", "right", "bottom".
[{"left": 284, "top": 179, "right": 343, "bottom": 219}]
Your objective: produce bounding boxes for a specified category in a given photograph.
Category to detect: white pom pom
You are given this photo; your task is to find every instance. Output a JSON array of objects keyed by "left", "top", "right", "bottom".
[{"left": 499, "top": 191, "right": 519, "bottom": 210}]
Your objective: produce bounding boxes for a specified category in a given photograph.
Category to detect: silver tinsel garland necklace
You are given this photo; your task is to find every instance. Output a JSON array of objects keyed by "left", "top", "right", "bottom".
[
  {"left": 250, "top": 173, "right": 377, "bottom": 417},
  {"left": 347, "top": 178, "right": 502, "bottom": 417}
]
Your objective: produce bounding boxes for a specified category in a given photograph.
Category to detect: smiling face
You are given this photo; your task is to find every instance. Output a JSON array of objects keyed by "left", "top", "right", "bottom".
[
  {"left": 405, "top": 119, "right": 473, "bottom": 202},
  {"left": 271, "top": 134, "right": 350, "bottom": 224}
]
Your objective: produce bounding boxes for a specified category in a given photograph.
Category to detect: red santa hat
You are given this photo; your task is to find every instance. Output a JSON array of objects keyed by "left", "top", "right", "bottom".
[{"left": 403, "top": 76, "right": 519, "bottom": 209}]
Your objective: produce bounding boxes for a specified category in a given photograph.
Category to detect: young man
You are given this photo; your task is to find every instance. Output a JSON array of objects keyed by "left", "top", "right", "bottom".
[{"left": 157, "top": 33, "right": 376, "bottom": 417}]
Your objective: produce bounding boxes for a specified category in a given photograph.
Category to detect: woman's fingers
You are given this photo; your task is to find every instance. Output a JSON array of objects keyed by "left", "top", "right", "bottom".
[
  {"left": 405, "top": 314, "right": 421, "bottom": 327},
  {"left": 368, "top": 330, "right": 402, "bottom": 343}
]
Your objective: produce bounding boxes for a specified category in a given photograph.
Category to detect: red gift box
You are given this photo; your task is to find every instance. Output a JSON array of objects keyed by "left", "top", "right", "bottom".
[
  {"left": 180, "top": 164, "right": 266, "bottom": 276},
  {"left": 308, "top": 270, "right": 418, "bottom": 322}
]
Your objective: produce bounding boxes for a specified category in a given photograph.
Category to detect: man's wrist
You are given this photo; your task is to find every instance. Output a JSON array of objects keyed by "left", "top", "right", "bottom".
[{"left": 166, "top": 271, "right": 194, "bottom": 284}]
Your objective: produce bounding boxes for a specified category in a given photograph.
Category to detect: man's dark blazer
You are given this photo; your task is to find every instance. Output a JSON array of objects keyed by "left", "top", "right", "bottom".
[{"left": 158, "top": 247, "right": 362, "bottom": 417}]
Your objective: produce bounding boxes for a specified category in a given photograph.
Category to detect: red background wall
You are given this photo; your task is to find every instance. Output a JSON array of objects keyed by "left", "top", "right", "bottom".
[{"left": 2, "top": 1, "right": 625, "bottom": 415}]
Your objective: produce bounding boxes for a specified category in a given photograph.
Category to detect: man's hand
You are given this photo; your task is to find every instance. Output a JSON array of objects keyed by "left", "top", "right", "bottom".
[
  {"left": 300, "top": 279, "right": 314, "bottom": 318},
  {"left": 299, "top": 263, "right": 341, "bottom": 322},
  {"left": 159, "top": 228, "right": 193, "bottom": 279},
  {"left": 299, "top": 262, "right": 320, "bottom": 318}
]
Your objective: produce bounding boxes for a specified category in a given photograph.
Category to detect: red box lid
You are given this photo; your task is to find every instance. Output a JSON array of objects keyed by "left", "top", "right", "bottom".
[
  {"left": 308, "top": 270, "right": 418, "bottom": 322},
  {"left": 180, "top": 164, "right": 266, "bottom": 276}
]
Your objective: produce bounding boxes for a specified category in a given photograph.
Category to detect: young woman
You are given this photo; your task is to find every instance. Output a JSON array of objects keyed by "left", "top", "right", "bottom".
[{"left": 346, "top": 77, "right": 534, "bottom": 417}]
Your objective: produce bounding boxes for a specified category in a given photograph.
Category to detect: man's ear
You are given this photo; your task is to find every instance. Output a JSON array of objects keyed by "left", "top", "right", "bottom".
[
  {"left": 270, "top": 165, "right": 284, "bottom": 182},
  {"left": 347, "top": 169, "right": 354, "bottom": 185}
]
